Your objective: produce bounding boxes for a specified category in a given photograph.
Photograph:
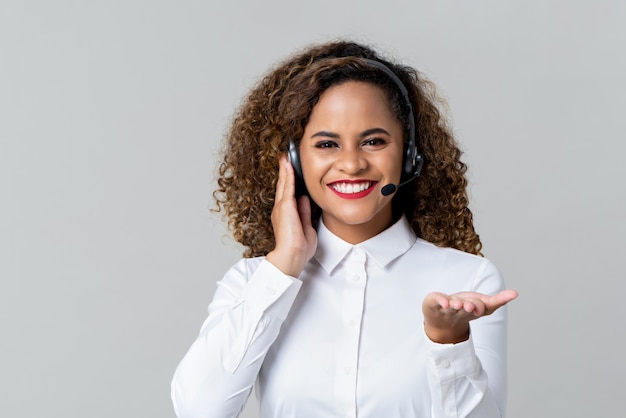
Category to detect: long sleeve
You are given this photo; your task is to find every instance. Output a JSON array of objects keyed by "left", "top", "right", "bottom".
[
  {"left": 172, "top": 218, "right": 511, "bottom": 418},
  {"left": 171, "top": 258, "right": 302, "bottom": 418},
  {"left": 425, "top": 259, "right": 508, "bottom": 418}
]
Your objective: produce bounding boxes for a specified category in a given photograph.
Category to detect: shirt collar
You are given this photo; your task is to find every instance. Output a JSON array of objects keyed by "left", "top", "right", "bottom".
[{"left": 314, "top": 215, "right": 418, "bottom": 274}]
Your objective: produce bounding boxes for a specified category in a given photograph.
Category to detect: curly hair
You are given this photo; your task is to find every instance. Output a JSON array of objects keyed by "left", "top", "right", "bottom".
[{"left": 214, "top": 40, "right": 482, "bottom": 257}]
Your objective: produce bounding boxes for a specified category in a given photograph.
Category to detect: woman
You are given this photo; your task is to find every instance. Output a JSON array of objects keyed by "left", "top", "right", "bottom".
[{"left": 172, "top": 40, "right": 518, "bottom": 418}]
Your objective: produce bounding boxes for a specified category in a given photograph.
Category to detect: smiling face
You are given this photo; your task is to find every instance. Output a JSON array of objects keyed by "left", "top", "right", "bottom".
[{"left": 299, "top": 81, "right": 404, "bottom": 244}]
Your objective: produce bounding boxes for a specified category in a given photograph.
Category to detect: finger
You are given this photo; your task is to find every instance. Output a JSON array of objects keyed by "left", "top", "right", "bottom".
[
  {"left": 428, "top": 292, "right": 451, "bottom": 309},
  {"left": 486, "top": 289, "right": 519, "bottom": 308},
  {"left": 449, "top": 298, "right": 464, "bottom": 310},
  {"left": 275, "top": 156, "right": 287, "bottom": 203},
  {"left": 443, "top": 295, "right": 483, "bottom": 316},
  {"left": 498, "top": 289, "right": 519, "bottom": 303},
  {"left": 479, "top": 290, "right": 518, "bottom": 315},
  {"left": 465, "top": 298, "right": 485, "bottom": 316},
  {"left": 452, "top": 290, "right": 518, "bottom": 306},
  {"left": 298, "top": 195, "right": 318, "bottom": 256},
  {"left": 435, "top": 293, "right": 454, "bottom": 309},
  {"left": 459, "top": 299, "right": 473, "bottom": 313},
  {"left": 297, "top": 195, "right": 312, "bottom": 229},
  {"left": 282, "top": 154, "right": 296, "bottom": 200}
]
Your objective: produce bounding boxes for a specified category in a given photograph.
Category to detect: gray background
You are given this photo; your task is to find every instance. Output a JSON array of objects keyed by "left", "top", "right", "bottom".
[{"left": 2, "top": 1, "right": 624, "bottom": 417}]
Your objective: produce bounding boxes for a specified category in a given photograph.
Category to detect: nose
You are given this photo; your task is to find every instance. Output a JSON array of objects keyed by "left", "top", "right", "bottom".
[{"left": 335, "top": 146, "right": 367, "bottom": 174}]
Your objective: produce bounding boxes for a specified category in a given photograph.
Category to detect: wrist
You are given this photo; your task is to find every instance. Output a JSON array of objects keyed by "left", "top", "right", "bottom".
[
  {"left": 266, "top": 250, "right": 303, "bottom": 278},
  {"left": 423, "top": 322, "right": 470, "bottom": 344}
]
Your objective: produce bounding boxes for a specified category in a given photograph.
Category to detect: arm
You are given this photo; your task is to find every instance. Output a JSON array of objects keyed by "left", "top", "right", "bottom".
[
  {"left": 423, "top": 260, "right": 517, "bottom": 418},
  {"left": 172, "top": 156, "right": 317, "bottom": 417},
  {"left": 171, "top": 259, "right": 302, "bottom": 418}
]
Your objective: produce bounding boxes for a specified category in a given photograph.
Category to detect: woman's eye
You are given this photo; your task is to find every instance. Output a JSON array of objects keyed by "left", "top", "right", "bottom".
[
  {"left": 315, "top": 140, "right": 338, "bottom": 149},
  {"left": 362, "top": 138, "right": 386, "bottom": 147}
]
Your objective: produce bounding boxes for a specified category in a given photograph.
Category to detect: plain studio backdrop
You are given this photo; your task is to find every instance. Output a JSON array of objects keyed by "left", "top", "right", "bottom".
[{"left": 1, "top": 1, "right": 624, "bottom": 417}]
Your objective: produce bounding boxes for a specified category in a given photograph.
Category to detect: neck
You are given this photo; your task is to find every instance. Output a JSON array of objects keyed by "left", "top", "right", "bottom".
[{"left": 321, "top": 211, "right": 394, "bottom": 245}]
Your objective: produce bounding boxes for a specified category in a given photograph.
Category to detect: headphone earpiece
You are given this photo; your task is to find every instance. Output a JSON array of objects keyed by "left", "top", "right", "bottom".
[
  {"left": 404, "top": 142, "right": 417, "bottom": 177},
  {"left": 288, "top": 139, "right": 303, "bottom": 179},
  {"left": 412, "top": 154, "right": 424, "bottom": 178},
  {"left": 288, "top": 139, "right": 308, "bottom": 196}
]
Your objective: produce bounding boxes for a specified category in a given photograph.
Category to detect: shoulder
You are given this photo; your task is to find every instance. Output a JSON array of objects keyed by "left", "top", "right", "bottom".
[
  {"left": 409, "top": 239, "right": 505, "bottom": 293},
  {"left": 211, "top": 256, "right": 265, "bottom": 293},
  {"left": 216, "top": 256, "right": 272, "bottom": 287},
  {"left": 412, "top": 238, "right": 487, "bottom": 264},
  {"left": 226, "top": 256, "right": 267, "bottom": 278}
]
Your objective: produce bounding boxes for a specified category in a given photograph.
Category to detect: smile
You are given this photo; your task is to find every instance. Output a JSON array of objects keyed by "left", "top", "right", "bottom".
[{"left": 328, "top": 181, "right": 377, "bottom": 199}]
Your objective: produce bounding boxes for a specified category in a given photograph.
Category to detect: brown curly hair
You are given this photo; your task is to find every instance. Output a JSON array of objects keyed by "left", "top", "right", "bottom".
[{"left": 214, "top": 40, "right": 482, "bottom": 257}]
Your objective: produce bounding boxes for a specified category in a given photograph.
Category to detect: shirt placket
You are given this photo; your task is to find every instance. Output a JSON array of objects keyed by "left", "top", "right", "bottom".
[{"left": 334, "top": 247, "right": 367, "bottom": 418}]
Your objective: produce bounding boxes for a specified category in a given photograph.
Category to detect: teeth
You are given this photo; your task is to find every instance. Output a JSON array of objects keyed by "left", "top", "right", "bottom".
[{"left": 331, "top": 182, "right": 372, "bottom": 194}]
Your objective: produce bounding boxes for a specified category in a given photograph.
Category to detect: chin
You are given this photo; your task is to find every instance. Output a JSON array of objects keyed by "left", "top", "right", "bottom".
[{"left": 323, "top": 207, "right": 391, "bottom": 228}]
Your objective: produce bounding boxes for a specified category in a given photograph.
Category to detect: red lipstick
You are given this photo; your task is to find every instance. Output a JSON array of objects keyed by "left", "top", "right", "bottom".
[{"left": 327, "top": 180, "right": 378, "bottom": 200}]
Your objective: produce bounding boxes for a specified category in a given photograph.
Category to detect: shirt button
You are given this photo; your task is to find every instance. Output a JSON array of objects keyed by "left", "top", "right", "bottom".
[
  {"left": 351, "top": 275, "right": 360, "bottom": 282},
  {"left": 344, "top": 367, "right": 351, "bottom": 375},
  {"left": 440, "top": 359, "right": 450, "bottom": 368},
  {"left": 348, "top": 320, "right": 357, "bottom": 327}
]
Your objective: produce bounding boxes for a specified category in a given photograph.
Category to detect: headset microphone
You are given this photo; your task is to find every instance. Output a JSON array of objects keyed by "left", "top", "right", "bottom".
[
  {"left": 381, "top": 177, "right": 414, "bottom": 196},
  {"left": 380, "top": 154, "right": 424, "bottom": 196}
]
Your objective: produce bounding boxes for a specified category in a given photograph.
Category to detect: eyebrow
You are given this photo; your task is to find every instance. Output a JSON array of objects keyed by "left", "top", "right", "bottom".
[{"left": 310, "top": 127, "right": 392, "bottom": 139}]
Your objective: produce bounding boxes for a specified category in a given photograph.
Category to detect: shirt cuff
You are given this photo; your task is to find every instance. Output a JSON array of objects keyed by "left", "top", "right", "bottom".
[{"left": 426, "top": 332, "right": 479, "bottom": 382}]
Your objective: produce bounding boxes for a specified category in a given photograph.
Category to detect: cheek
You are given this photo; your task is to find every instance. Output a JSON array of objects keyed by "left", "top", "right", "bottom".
[
  {"left": 300, "top": 151, "right": 327, "bottom": 183},
  {"left": 379, "top": 151, "right": 404, "bottom": 182}
]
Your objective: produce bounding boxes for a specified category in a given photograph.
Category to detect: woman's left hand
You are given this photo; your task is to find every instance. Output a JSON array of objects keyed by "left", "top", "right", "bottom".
[{"left": 422, "top": 290, "right": 518, "bottom": 344}]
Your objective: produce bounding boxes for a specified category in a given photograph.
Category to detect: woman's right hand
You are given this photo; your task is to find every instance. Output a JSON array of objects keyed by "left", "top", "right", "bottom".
[{"left": 265, "top": 155, "right": 318, "bottom": 277}]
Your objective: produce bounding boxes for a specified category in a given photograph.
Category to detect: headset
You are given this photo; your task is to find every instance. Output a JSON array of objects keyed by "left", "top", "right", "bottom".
[{"left": 288, "top": 58, "right": 423, "bottom": 196}]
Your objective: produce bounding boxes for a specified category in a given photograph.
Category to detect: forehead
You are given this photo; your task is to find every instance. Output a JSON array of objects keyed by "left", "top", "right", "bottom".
[{"left": 308, "top": 81, "right": 399, "bottom": 126}]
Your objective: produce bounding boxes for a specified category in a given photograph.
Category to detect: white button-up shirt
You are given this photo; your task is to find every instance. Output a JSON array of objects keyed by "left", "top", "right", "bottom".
[{"left": 172, "top": 216, "right": 508, "bottom": 417}]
